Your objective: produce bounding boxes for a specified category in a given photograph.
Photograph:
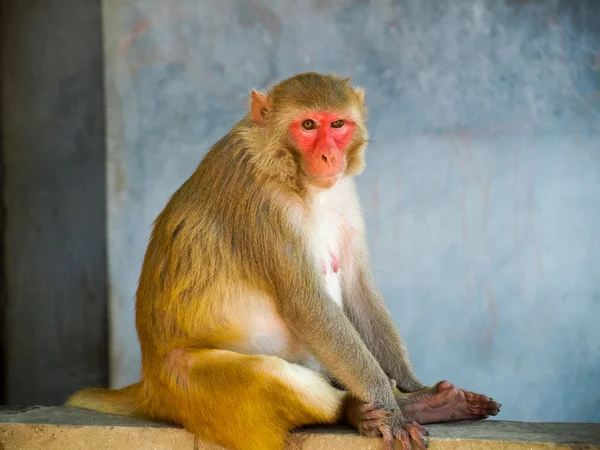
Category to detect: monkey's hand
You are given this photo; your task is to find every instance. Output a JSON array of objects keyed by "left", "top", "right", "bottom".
[{"left": 347, "top": 399, "right": 429, "bottom": 450}]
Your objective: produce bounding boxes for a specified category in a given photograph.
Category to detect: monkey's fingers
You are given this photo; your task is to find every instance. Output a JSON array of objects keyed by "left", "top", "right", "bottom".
[
  {"left": 381, "top": 427, "right": 396, "bottom": 450},
  {"left": 361, "top": 422, "right": 383, "bottom": 438},
  {"left": 356, "top": 401, "right": 390, "bottom": 438},
  {"left": 391, "top": 427, "right": 412, "bottom": 450},
  {"left": 361, "top": 401, "right": 386, "bottom": 415},
  {"left": 403, "top": 421, "right": 429, "bottom": 449},
  {"left": 362, "top": 404, "right": 392, "bottom": 422},
  {"left": 406, "top": 421, "right": 429, "bottom": 436}
]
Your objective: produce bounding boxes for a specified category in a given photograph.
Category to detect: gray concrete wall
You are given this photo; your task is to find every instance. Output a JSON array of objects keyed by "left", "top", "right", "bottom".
[
  {"left": 104, "top": 0, "right": 600, "bottom": 422},
  {"left": 1, "top": 0, "right": 107, "bottom": 404}
]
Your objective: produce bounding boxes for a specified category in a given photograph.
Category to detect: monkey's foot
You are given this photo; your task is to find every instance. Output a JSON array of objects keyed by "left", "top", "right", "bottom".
[{"left": 398, "top": 381, "right": 501, "bottom": 425}]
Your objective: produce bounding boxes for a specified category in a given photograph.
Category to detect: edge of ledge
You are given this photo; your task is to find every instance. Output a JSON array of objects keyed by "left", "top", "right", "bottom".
[{"left": 1, "top": 406, "right": 599, "bottom": 450}]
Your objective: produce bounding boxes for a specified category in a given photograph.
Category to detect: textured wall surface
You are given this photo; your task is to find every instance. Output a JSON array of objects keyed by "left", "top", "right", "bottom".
[
  {"left": 1, "top": 0, "right": 107, "bottom": 404},
  {"left": 104, "top": 0, "right": 600, "bottom": 422}
]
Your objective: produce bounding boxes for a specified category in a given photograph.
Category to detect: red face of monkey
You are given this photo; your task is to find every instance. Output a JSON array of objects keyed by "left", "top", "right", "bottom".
[{"left": 289, "top": 112, "right": 356, "bottom": 189}]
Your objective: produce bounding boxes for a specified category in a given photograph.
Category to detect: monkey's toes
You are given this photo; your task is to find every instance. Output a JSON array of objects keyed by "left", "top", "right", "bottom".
[
  {"left": 465, "top": 391, "right": 502, "bottom": 415},
  {"left": 435, "top": 380, "right": 454, "bottom": 392},
  {"left": 400, "top": 381, "right": 502, "bottom": 424}
]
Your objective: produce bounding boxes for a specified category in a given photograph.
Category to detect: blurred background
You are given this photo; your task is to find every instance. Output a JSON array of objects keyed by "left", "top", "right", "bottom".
[{"left": 1, "top": 0, "right": 599, "bottom": 423}]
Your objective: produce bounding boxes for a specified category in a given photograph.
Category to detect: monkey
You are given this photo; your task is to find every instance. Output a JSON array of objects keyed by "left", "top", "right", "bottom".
[{"left": 66, "top": 72, "right": 500, "bottom": 450}]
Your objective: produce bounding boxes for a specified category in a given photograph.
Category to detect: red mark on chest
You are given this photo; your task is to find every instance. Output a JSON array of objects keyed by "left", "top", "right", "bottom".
[
  {"left": 321, "top": 250, "right": 340, "bottom": 275},
  {"left": 330, "top": 250, "right": 339, "bottom": 273}
]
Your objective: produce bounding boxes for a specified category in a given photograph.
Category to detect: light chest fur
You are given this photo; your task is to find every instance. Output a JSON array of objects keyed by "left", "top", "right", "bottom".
[{"left": 305, "top": 180, "right": 357, "bottom": 307}]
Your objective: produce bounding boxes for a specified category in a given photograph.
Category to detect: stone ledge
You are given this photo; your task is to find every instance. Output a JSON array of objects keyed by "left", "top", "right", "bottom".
[{"left": 1, "top": 406, "right": 599, "bottom": 450}]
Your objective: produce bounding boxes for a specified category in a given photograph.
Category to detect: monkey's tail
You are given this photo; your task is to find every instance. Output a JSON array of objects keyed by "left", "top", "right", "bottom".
[{"left": 65, "top": 382, "right": 142, "bottom": 417}]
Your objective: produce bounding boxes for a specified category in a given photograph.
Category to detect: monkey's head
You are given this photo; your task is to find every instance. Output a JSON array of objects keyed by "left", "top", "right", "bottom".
[{"left": 250, "top": 73, "right": 368, "bottom": 190}]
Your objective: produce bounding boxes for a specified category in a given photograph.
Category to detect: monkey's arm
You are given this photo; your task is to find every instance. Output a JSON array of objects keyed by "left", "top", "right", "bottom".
[
  {"left": 249, "top": 215, "right": 398, "bottom": 409},
  {"left": 343, "top": 245, "right": 425, "bottom": 393},
  {"left": 278, "top": 251, "right": 398, "bottom": 404}
]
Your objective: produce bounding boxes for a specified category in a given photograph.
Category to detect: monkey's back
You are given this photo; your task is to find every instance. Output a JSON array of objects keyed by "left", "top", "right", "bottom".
[{"left": 134, "top": 123, "right": 297, "bottom": 362}]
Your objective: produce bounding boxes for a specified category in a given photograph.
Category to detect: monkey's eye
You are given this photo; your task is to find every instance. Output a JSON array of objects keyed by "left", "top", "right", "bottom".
[
  {"left": 301, "top": 119, "right": 317, "bottom": 130},
  {"left": 331, "top": 120, "right": 345, "bottom": 128}
]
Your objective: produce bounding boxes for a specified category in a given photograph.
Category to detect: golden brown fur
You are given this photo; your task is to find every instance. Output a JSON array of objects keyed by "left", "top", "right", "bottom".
[{"left": 66, "top": 73, "right": 499, "bottom": 450}]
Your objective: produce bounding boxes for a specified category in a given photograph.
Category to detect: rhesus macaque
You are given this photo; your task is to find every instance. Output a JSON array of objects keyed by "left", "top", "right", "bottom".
[{"left": 67, "top": 73, "right": 500, "bottom": 450}]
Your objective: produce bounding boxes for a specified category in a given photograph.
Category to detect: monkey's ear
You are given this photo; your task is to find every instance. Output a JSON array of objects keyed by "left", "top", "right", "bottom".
[
  {"left": 250, "top": 90, "right": 270, "bottom": 125},
  {"left": 354, "top": 87, "right": 366, "bottom": 103}
]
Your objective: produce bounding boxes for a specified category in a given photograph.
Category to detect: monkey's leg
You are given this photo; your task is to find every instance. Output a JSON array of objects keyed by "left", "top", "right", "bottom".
[
  {"left": 392, "top": 381, "right": 501, "bottom": 424},
  {"left": 152, "top": 348, "right": 346, "bottom": 450}
]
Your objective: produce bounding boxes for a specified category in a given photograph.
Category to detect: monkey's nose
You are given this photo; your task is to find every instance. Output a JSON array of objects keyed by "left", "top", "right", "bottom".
[{"left": 321, "top": 153, "right": 335, "bottom": 164}]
